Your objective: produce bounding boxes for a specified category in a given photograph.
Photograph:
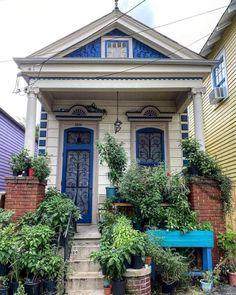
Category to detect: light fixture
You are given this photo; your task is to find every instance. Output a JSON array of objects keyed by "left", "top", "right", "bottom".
[{"left": 114, "top": 91, "right": 122, "bottom": 133}]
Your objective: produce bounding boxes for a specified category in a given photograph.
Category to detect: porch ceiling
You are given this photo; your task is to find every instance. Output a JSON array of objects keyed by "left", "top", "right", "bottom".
[{"left": 40, "top": 89, "right": 190, "bottom": 114}]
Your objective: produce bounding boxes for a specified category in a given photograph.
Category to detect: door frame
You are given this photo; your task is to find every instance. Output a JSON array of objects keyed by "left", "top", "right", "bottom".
[{"left": 61, "top": 127, "right": 94, "bottom": 223}]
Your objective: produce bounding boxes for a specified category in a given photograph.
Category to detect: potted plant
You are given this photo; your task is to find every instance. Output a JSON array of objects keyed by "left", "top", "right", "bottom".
[
  {"left": 112, "top": 216, "right": 145, "bottom": 269},
  {"left": 13, "top": 282, "right": 26, "bottom": 295},
  {"left": 9, "top": 149, "right": 32, "bottom": 176},
  {"left": 200, "top": 271, "right": 213, "bottom": 292},
  {"left": 102, "top": 277, "right": 112, "bottom": 295},
  {"left": 36, "top": 249, "right": 64, "bottom": 293},
  {"left": 120, "top": 163, "right": 166, "bottom": 228},
  {"left": 31, "top": 154, "right": 51, "bottom": 182},
  {"left": 97, "top": 133, "right": 127, "bottom": 198},
  {"left": 218, "top": 228, "right": 236, "bottom": 286},
  {"left": 154, "top": 248, "right": 189, "bottom": 294},
  {"left": 0, "top": 276, "right": 9, "bottom": 295},
  {"left": 0, "top": 224, "right": 17, "bottom": 276},
  {"left": 144, "top": 234, "right": 161, "bottom": 266}
]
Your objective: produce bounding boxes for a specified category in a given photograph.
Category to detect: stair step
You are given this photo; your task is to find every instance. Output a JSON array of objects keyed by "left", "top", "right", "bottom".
[
  {"left": 70, "top": 245, "right": 99, "bottom": 260},
  {"left": 67, "top": 272, "right": 103, "bottom": 291},
  {"left": 76, "top": 225, "right": 101, "bottom": 240},
  {"left": 71, "top": 259, "right": 100, "bottom": 272},
  {"left": 67, "top": 290, "right": 104, "bottom": 295}
]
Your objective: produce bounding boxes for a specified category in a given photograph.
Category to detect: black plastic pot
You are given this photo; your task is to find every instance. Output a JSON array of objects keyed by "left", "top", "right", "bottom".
[
  {"left": 9, "top": 281, "right": 19, "bottom": 295},
  {"left": 42, "top": 280, "right": 56, "bottom": 293},
  {"left": 124, "top": 259, "right": 131, "bottom": 269},
  {"left": 24, "top": 281, "right": 39, "bottom": 295},
  {"left": 131, "top": 255, "right": 143, "bottom": 269},
  {"left": 0, "top": 286, "right": 9, "bottom": 295},
  {"left": 0, "top": 264, "right": 9, "bottom": 276},
  {"left": 161, "top": 281, "right": 175, "bottom": 294},
  {"left": 112, "top": 279, "right": 126, "bottom": 295}
]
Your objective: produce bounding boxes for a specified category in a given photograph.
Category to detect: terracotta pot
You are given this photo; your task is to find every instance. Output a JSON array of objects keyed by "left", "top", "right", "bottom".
[
  {"left": 145, "top": 256, "right": 152, "bottom": 266},
  {"left": 228, "top": 272, "right": 236, "bottom": 286},
  {"left": 28, "top": 168, "right": 35, "bottom": 177},
  {"left": 104, "top": 286, "right": 111, "bottom": 295}
]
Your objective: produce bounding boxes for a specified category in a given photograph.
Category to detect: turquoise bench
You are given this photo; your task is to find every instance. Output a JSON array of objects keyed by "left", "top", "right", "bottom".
[{"left": 146, "top": 230, "right": 214, "bottom": 278}]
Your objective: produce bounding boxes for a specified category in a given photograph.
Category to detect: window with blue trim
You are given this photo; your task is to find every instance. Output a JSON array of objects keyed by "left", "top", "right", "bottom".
[
  {"left": 136, "top": 128, "right": 164, "bottom": 165},
  {"left": 105, "top": 40, "right": 129, "bottom": 58},
  {"left": 212, "top": 50, "right": 227, "bottom": 92}
]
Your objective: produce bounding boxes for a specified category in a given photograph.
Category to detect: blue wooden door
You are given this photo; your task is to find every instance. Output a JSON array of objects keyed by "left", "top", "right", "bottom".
[{"left": 62, "top": 128, "right": 93, "bottom": 223}]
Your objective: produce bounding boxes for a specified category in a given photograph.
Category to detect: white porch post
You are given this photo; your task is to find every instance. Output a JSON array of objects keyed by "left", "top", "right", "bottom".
[
  {"left": 24, "top": 89, "right": 37, "bottom": 156},
  {"left": 191, "top": 88, "right": 206, "bottom": 151}
]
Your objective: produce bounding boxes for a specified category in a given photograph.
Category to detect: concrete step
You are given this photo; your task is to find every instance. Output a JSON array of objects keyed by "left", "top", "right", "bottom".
[
  {"left": 76, "top": 225, "right": 101, "bottom": 240},
  {"left": 67, "top": 272, "right": 103, "bottom": 291},
  {"left": 71, "top": 259, "right": 100, "bottom": 272},
  {"left": 70, "top": 244, "right": 99, "bottom": 260},
  {"left": 67, "top": 290, "right": 104, "bottom": 295}
]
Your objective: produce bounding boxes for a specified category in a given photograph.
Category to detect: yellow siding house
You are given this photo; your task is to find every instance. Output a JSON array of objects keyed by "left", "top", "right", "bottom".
[{"left": 189, "top": 0, "right": 236, "bottom": 228}]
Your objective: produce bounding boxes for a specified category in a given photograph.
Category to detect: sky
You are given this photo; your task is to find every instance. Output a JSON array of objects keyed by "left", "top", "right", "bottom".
[{"left": 0, "top": 0, "right": 230, "bottom": 123}]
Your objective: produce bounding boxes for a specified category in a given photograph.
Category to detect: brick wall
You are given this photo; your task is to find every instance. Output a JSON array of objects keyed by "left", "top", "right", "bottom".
[
  {"left": 189, "top": 177, "right": 225, "bottom": 265},
  {"left": 124, "top": 268, "right": 151, "bottom": 295},
  {"left": 4, "top": 177, "right": 46, "bottom": 221}
]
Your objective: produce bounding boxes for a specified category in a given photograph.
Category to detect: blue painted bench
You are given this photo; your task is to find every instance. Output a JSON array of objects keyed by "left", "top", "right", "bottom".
[{"left": 146, "top": 230, "right": 214, "bottom": 278}]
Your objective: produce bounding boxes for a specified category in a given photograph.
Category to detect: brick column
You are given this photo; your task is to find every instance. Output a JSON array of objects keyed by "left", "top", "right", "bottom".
[
  {"left": 189, "top": 177, "right": 225, "bottom": 265},
  {"left": 5, "top": 177, "right": 46, "bottom": 221},
  {"left": 124, "top": 267, "right": 151, "bottom": 295}
]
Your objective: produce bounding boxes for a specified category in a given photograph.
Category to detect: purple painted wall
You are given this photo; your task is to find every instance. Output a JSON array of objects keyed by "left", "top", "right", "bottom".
[{"left": 0, "top": 108, "right": 25, "bottom": 191}]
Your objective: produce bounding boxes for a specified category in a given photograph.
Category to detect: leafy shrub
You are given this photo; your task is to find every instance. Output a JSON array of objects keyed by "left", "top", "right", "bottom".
[
  {"left": 0, "top": 209, "right": 15, "bottom": 228},
  {"left": 32, "top": 154, "right": 51, "bottom": 182},
  {"left": 9, "top": 149, "right": 31, "bottom": 174},
  {"left": 97, "top": 133, "right": 127, "bottom": 186},
  {"left": 0, "top": 224, "right": 18, "bottom": 265}
]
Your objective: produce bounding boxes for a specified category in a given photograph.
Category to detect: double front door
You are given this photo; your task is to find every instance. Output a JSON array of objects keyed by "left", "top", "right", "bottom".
[{"left": 62, "top": 127, "right": 93, "bottom": 223}]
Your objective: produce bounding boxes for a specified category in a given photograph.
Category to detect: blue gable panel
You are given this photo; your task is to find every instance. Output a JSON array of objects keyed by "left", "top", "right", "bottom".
[
  {"left": 105, "top": 29, "right": 127, "bottom": 36},
  {"left": 133, "top": 38, "right": 169, "bottom": 58},
  {"left": 65, "top": 37, "right": 101, "bottom": 58}
]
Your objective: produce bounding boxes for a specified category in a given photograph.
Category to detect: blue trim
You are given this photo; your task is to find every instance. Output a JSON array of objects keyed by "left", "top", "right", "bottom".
[
  {"left": 38, "top": 149, "right": 45, "bottom": 155},
  {"left": 40, "top": 121, "right": 47, "bottom": 129},
  {"left": 182, "top": 133, "right": 188, "bottom": 139},
  {"left": 40, "top": 113, "right": 48, "bottom": 120},
  {"left": 181, "top": 115, "right": 188, "bottom": 122},
  {"left": 136, "top": 128, "right": 165, "bottom": 165},
  {"left": 39, "top": 130, "right": 47, "bottom": 137},
  {"left": 181, "top": 124, "right": 188, "bottom": 131},
  {"left": 105, "top": 40, "right": 129, "bottom": 58},
  {"left": 62, "top": 127, "right": 93, "bottom": 224},
  {"left": 39, "top": 140, "right": 46, "bottom": 147}
]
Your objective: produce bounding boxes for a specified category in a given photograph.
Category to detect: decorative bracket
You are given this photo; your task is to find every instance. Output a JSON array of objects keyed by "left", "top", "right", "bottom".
[
  {"left": 53, "top": 103, "right": 106, "bottom": 121},
  {"left": 126, "top": 106, "right": 174, "bottom": 122}
]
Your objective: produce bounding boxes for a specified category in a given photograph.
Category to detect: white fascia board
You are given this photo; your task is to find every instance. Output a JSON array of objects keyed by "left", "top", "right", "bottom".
[{"left": 30, "top": 77, "right": 203, "bottom": 91}]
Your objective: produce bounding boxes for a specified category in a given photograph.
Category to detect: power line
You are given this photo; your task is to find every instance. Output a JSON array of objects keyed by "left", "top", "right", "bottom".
[
  {"left": 0, "top": 3, "right": 227, "bottom": 64},
  {"left": 26, "top": 0, "right": 147, "bottom": 90}
]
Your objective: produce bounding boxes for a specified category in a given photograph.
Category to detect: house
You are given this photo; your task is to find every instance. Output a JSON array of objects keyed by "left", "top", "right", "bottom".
[
  {"left": 0, "top": 108, "right": 25, "bottom": 191},
  {"left": 189, "top": 0, "right": 236, "bottom": 228},
  {"left": 14, "top": 3, "right": 215, "bottom": 225}
]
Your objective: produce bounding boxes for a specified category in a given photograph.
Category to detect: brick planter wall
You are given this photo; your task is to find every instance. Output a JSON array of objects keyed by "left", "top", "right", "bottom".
[
  {"left": 189, "top": 177, "right": 225, "bottom": 265},
  {"left": 5, "top": 177, "right": 46, "bottom": 221},
  {"left": 124, "top": 267, "right": 151, "bottom": 295}
]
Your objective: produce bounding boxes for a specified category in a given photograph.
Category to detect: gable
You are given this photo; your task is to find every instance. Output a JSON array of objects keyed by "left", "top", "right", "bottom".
[{"left": 64, "top": 29, "right": 169, "bottom": 59}]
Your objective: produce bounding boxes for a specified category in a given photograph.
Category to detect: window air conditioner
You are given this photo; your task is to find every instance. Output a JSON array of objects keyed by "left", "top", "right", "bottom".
[{"left": 209, "top": 87, "right": 226, "bottom": 104}]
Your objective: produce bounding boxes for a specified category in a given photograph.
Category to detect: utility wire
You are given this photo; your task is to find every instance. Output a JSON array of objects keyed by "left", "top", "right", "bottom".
[
  {"left": 26, "top": 0, "right": 147, "bottom": 90},
  {"left": 0, "top": 3, "right": 227, "bottom": 64}
]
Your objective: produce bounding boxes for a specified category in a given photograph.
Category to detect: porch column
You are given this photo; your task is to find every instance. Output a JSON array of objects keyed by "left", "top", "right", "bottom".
[
  {"left": 191, "top": 88, "right": 206, "bottom": 151},
  {"left": 24, "top": 89, "right": 37, "bottom": 156}
]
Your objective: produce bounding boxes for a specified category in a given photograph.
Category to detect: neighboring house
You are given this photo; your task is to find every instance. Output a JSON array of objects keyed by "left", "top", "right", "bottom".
[
  {"left": 14, "top": 5, "right": 215, "bottom": 224},
  {"left": 0, "top": 108, "right": 25, "bottom": 191},
  {"left": 189, "top": 0, "right": 236, "bottom": 228}
]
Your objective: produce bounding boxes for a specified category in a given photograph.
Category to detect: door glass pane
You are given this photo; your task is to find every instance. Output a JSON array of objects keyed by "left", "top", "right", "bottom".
[
  {"left": 67, "top": 131, "right": 91, "bottom": 144},
  {"left": 137, "top": 132, "right": 162, "bottom": 163},
  {"left": 65, "top": 150, "right": 90, "bottom": 215}
]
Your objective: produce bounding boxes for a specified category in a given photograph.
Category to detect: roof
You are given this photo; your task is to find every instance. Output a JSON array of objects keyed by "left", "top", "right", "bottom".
[
  {"left": 0, "top": 108, "right": 25, "bottom": 132},
  {"left": 200, "top": 0, "right": 236, "bottom": 56},
  {"left": 25, "top": 8, "right": 204, "bottom": 60}
]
